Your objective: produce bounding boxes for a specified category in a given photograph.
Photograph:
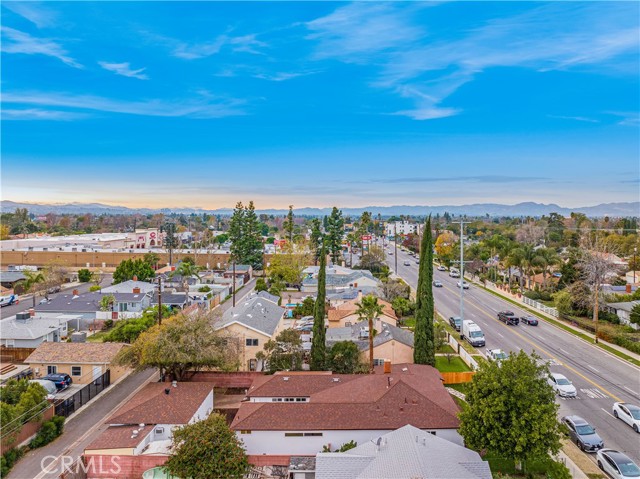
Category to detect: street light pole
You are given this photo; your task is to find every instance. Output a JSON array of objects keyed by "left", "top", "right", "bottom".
[
  {"left": 634, "top": 247, "right": 637, "bottom": 284},
  {"left": 458, "top": 220, "right": 471, "bottom": 322},
  {"left": 394, "top": 223, "right": 398, "bottom": 274}
]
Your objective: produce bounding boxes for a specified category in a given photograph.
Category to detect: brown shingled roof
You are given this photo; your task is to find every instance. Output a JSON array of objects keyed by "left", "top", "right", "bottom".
[
  {"left": 107, "top": 382, "right": 213, "bottom": 425},
  {"left": 232, "top": 364, "right": 459, "bottom": 432},
  {"left": 24, "top": 342, "right": 128, "bottom": 365},
  {"left": 85, "top": 425, "right": 151, "bottom": 451}
]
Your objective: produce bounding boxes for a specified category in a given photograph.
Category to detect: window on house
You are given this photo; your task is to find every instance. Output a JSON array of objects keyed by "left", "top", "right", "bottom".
[
  {"left": 47, "top": 366, "right": 57, "bottom": 374},
  {"left": 71, "top": 366, "right": 82, "bottom": 376},
  {"left": 284, "top": 433, "right": 303, "bottom": 437},
  {"left": 373, "top": 359, "right": 385, "bottom": 366},
  {"left": 245, "top": 339, "right": 258, "bottom": 347},
  {"left": 303, "top": 433, "right": 323, "bottom": 437},
  {"left": 154, "top": 427, "right": 165, "bottom": 435},
  {"left": 248, "top": 359, "right": 257, "bottom": 371},
  {"left": 240, "top": 430, "right": 252, "bottom": 434},
  {"left": 4, "top": 340, "right": 15, "bottom": 348},
  {"left": 272, "top": 398, "right": 283, "bottom": 402},
  {"left": 295, "top": 398, "right": 306, "bottom": 402}
]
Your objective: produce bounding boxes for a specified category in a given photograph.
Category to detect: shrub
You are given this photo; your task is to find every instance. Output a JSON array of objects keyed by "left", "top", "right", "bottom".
[
  {"left": 1, "top": 446, "right": 26, "bottom": 477},
  {"left": 78, "top": 268, "right": 92, "bottom": 282},
  {"left": 51, "top": 415, "right": 65, "bottom": 436},
  {"left": 89, "top": 285, "right": 101, "bottom": 292},
  {"left": 102, "top": 319, "right": 114, "bottom": 330},
  {"left": 29, "top": 420, "right": 58, "bottom": 449},
  {"left": 255, "top": 278, "right": 268, "bottom": 292},
  {"left": 598, "top": 311, "right": 620, "bottom": 325},
  {"left": 198, "top": 285, "right": 211, "bottom": 293},
  {"left": 523, "top": 291, "right": 541, "bottom": 300}
]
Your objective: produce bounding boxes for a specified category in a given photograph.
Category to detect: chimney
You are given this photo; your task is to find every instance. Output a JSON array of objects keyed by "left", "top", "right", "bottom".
[
  {"left": 133, "top": 275, "right": 138, "bottom": 281},
  {"left": 626, "top": 284, "right": 632, "bottom": 294},
  {"left": 384, "top": 360, "right": 391, "bottom": 374},
  {"left": 133, "top": 287, "right": 141, "bottom": 294},
  {"left": 72, "top": 289, "right": 79, "bottom": 296},
  {"left": 164, "top": 388, "right": 170, "bottom": 395},
  {"left": 29, "top": 308, "right": 35, "bottom": 317}
]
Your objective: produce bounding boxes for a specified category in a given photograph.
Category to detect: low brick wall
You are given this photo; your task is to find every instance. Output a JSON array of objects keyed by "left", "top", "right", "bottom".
[
  {"left": 0, "top": 405, "right": 54, "bottom": 455},
  {"left": 83, "top": 454, "right": 168, "bottom": 479}
]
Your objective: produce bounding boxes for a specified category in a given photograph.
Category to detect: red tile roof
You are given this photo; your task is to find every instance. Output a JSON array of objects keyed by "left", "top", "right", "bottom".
[
  {"left": 232, "top": 364, "right": 459, "bottom": 431},
  {"left": 107, "top": 382, "right": 212, "bottom": 426}
]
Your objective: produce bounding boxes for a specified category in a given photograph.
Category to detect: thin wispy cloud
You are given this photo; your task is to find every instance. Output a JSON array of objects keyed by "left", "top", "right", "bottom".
[
  {"left": 98, "top": 61, "right": 149, "bottom": 80},
  {"left": 163, "top": 33, "right": 267, "bottom": 60},
  {"left": 548, "top": 115, "right": 599, "bottom": 123},
  {"left": 305, "top": 2, "right": 639, "bottom": 121},
  {"left": 2, "top": 108, "right": 88, "bottom": 121},
  {"left": 253, "top": 71, "right": 316, "bottom": 82},
  {"left": 3, "top": 91, "right": 246, "bottom": 119},
  {"left": 608, "top": 111, "right": 640, "bottom": 127},
  {"left": 1, "top": 26, "right": 81, "bottom": 68},
  {"left": 368, "top": 176, "right": 549, "bottom": 184},
  {"left": 2, "top": 2, "right": 59, "bottom": 29}
]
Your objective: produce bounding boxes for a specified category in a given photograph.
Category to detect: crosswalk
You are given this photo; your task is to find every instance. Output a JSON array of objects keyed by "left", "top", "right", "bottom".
[{"left": 580, "top": 388, "right": 610, "bottom": 399}]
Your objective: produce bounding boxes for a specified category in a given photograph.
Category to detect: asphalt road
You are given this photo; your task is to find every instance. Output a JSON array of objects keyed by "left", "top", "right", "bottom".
[{"left": 382, "top": 241, "right": 640, "bottom": 464}]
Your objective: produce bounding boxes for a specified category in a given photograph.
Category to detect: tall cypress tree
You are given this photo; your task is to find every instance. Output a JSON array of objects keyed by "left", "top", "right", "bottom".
[
  {"left": 310, "top": 240, "right": 327, "bottom": 370},
  {"left": 414, "top": 216, "right": 435, "bottom": 365},
  {"left": 228, "top": 202, "right": 245, "bottom": 263}
]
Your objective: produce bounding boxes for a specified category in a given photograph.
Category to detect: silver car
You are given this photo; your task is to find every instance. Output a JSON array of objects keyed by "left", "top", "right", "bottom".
[
  {"left": 547, "top": 373, "right": 577, "bottom": 398},
  {"left": 561, "top": 415, "right": 603, "bottom": 452},
  {"left": 612, "top": 402, "right": 640, "bottom": 433},
  {"left": 596, "top": 449, "right": 640, "bottom": 479}
]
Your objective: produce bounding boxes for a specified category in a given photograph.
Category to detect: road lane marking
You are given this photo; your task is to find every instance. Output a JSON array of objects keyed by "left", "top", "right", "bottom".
[
  {"left": 601, "top": 408, "right": 616, "bottom": 419},
  {"left": 623, "top": 386, "right": 639, "bottom": 395},
  {"left": 581, "top": 388, "right": 609, "bottom": 399},
  {"left": 497, "top": 333, "right": 504, "bottom": 338},
  {"left": 588, "top": 365, "right": 600, "bottom": 373},
  {"left": 439, "top": 283, "right": 624, "bottom": 402}
]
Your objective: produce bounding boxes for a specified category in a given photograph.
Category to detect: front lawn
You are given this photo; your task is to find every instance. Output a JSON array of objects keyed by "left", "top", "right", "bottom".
[
  {"left": 435, "top": 356, "right": 471, "bottom": 372},
  {"left": 484, "top": 453, "right": 565, "bottom": 477},
  {"left": 86, "top": 331, "right": 107, "bottom": 343}
]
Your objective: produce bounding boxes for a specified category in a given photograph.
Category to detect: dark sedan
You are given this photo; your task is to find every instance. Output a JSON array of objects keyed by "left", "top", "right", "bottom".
[
  {"left": 41, "top": 373, "right": 72, "bottom": 390},
  {"left": 562, "top": 415, "right": 604, "bottom": 452},
  {"left": 521, "top": 316, "right": 539, "bottom": 326},
  {"left": 449, "top": 316, "right": 462, "bottom": 331}
]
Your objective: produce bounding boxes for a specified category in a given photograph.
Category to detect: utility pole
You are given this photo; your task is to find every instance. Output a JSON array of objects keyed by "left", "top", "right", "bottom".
[
  {"left": 457, "top": 220, "right": 472, "bottom": 321},
  {"left": 634, "top": 247, "right": 637, "bottom": 284},
  {"left": 157, "top": 275, "right": 163, "bottom": 325},
  {"left": 394, "top": 223, "right": 398, "bottom": 274},
  {"left": 232, "top": 260, "right": 236, "bottom": 307}
]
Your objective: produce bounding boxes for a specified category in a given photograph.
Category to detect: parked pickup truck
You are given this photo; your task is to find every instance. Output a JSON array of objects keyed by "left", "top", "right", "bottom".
[{"left": 497, "top": 311, "right": 519, "bottom": 326}]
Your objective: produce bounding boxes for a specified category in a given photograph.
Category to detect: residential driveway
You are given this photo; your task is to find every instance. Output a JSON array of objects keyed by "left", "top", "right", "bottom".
[{"left": 7, "top": 368, "right": 156, "bottom": 479}]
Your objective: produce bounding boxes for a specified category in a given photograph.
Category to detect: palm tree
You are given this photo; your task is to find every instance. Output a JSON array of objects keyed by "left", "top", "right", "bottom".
[
  {"left": 538, "top": 248, "right": 560, "bottom": 289},
  {"left": 172, "top": 262, "right": 202, "bottom": 293},
  {"left": 21, "top": 270, "right": 45, "bottom": 308},
  {"left": 506, "top": 248, "right": 525, "bottom": 290},
  {"left": 355, "top": 295, "right": 385, "bottom": 373},
  {"left": 520, "top": 244, "right": 545, "bottom": 290}
]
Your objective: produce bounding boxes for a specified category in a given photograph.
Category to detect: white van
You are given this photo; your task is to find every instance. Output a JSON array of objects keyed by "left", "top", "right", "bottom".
[
  {"left": 461, "top": 320, "right": 485, "bottom": 347},
  {"left": 449, "top": 268, "right": 460, "bottom": 278}
]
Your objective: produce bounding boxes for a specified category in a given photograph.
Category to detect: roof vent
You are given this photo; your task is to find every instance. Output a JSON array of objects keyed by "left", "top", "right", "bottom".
[
  {"left": 283, "top": 377, "right": 289, "bottom": 381},
  {"left": 172, "top": 380, "right": 178, "bottom": 388},
  {"left": 332, "top": 378, "right": 340, "bottom": 382},
  {"left": 164, "top": 388, "right": 170, "bottom": 395},
  {"left": 402, "top": 367, "right": 408, "bottom": 372}
]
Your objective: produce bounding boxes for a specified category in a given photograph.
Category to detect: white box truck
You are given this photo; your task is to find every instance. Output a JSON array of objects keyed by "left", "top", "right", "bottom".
[{"left": 461, "top": 320, "right": 485, "bottom": 347}]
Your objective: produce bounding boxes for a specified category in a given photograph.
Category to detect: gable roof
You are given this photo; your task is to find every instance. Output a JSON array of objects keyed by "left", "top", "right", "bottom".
[
  {"left": 315, "top": 424, "right": 492, "bottom": 479},
  {"left": 326, "top": 321, "right": 413, "bottom": 350},
  {"left": 36, "top": 291, "right": 147, "bottom": 314},
  {"left": 216, "top": 297, "right": 285, "bottom": 336},
  {"left": 232, "top": 364, "right": 459, "bottom": 432},
  {"left": 0, "top": 314, "right": 78, "bottom": 340},
  {"left": 328, "top": 297, "right": 396, "bottom": 323},
  {"left": 107, "top": 382, "right": 212, "bottom": 425},
  {"left": 101, "top": 280, "right": 156, "bottom": 294},
  {"left": 24, "top": 342, "right": 128, "bottom": 365},
  {"left": 248, "top": 290, "right": 280, "bottom": 305}
]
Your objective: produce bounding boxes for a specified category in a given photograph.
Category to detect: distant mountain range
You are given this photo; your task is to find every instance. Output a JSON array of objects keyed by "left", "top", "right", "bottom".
[{"left": 2, "top": 200, "right": 638, "bottom": 218}]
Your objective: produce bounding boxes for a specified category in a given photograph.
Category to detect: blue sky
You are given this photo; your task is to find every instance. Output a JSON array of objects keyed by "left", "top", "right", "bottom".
[{"left": 2, "top": 1, "right": 639, "bottom": 209}]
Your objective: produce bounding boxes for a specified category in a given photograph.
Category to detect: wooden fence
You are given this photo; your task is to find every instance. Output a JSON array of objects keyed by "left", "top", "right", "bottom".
[
  {"left": 0, "top": 347, "right": 36, "bottom": 363},
  {"left": 441, "top": 371, "right": 475, "bottom": 384}
]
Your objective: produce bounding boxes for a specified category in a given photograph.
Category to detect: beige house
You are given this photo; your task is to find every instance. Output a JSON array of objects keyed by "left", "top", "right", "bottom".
[
  {"left": 214, "top": 296, "right": 286, "bottom": 371},
  {"left": 24, "top": 342, "right": 130, "bottom": 384},
  {"left": 327, "top": 296, "right": 398, "bottom": 328},
  {"left": 326, "top": 321, "right": 414, "bottom": 365}
]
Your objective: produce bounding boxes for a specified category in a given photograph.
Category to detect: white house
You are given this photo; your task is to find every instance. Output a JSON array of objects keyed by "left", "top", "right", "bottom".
[
  {"left": 84, "top": 382, "right": 213, "bottom": 478},
  {"left": 231, "top": 363, "right": 461, "bottom": 460},
  {"left": 385, "top": 221, "right": 423, "bottom": 237},
  {"left": 0, "top": 312, "right": 77, "bottom": 348},
  {"left": 315, "top": 424, "right": 492, "bottom": 479}
]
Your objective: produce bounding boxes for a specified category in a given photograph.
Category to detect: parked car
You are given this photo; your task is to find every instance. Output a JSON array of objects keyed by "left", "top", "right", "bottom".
[
  {"left": 612, "top": 403, "right": 640, "bottom": 433},
  {"left": 388, "top": 251, "right": 393, "bottom": 255},
  {"left": 547, "top": 373, "right": 577, "bottom": 398},
  {"left": 437, "top": 265, "right": 446, "bottom": 271},
  {"left": 433, "top": 280, "right": 443, "bottom": 287},
  {"left": 520, "top": 315, "right": 539, "bottom": 326},
  {"left": 457, "top": 281, "right": 470, "bottom": 289},
  {"left": 403, "top": 260, "right": 411, "bottom": 266},
  {"left": 562, "top": 415, "right": 604, "bottom": 452},
  {"left": 449, "top": 269, "right": 460, "bottom": 278},
  {"left": 296, "top": 324, "right": 314, "bottom": 332},
  {"left": 497, "top": 311, "right": 519, "bottom": 326},
  {"left": 41, "top": 373, "right": 72, "bottom": 390},
  {"left": 47, "top": 285, "right": 61, "bottom": 294},
  {"left": 448, "top": 316, "right": 462, "bottom": 331},
  {"left": 487, "top": 349, "right": 508, "bottom": 363},
  {"left": 596, "top": 449, "right": 640, "bottom": 479},
  {"left": 29, "top": 379, "right": 58, "bottom": 397}
]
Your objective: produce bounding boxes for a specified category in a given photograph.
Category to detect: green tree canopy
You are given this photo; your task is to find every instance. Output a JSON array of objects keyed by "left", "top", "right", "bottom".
[
  {"left": 327, "top": 341, "right": 366, "bottom": 374},
  {"left": 116, "top": 313, "right": 241, "bottom": 380},
  {"left": 164, "top": 413, "right": 250, "bottom": 479},
  {"left": 630, "top": 303, "right": 640, "bottom": 325},
  {"left": 326, "top": 207, "right": 345, "bottom": 264},
  {"left": 104, "top": 306, "right": 171, "bottom": 343},
  {"left": 414, "top": 216, "right": 435, "bottom": 366},
  {"left": 311, "top": 240, "right": 327, "bottom": 370},
  {"left": 256, "top": 328, "right": 304, "bottom": 373},
  {"left": 459, "top": 350, "right": 562, "bottom": 470},
  {"left": 113, "top": 258, "right": 155, "bottom": 284}
]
